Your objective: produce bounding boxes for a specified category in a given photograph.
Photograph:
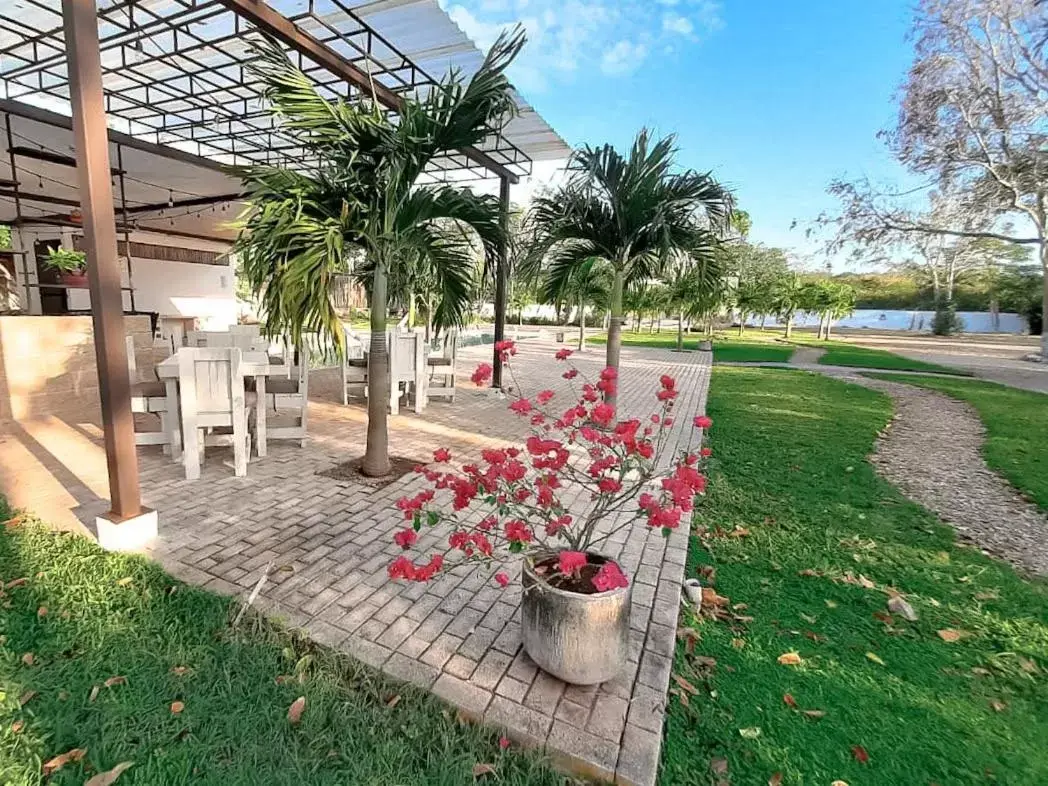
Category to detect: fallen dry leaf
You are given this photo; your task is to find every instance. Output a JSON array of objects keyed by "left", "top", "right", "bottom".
[
  {"left": 6, "top": 577, "right": 26, "bottom": 589},
  {"left": 739, "top": 726, "right": 762, "bottom": 739},
  {"left": 799, "top": 612, "right": 817, "bottom": 624},
  {"left": 858, "top": 574, "right": 876, "bottom": 589},
  {"left": 802, "top": 709, "right": 826, "bottom": 719},
  {"left": 42, "top": 748, "right": 87, "bottom": 776},
  {"left": 783, "top": 693, "right": 797, "bottom": 708},
  {"left": 710, "top": 757, "right": 729, "bottom": 775},
  {"left": 472, "top": 763, "right": 496, "bottom": 777},
  {"left": 769, "top": 773, "right": 783, "bottom": 786},
  {"left": 887, "top": 596, "right": 918, "bottom": 621},
  {"left": 673, "top": 675, "right": 700, "bottom": 695},
  {"left": 865, "top": 652, "right": 886, "bottom": 666},
  {"left": 937, "top": 629, "right": 969, "bottom": 643},
  {"left": 385, "top": 694, "right": 401, "bottom": 709},
  {"left": 18, "top": 690, "right": 36, "bottom": 707},
  {"left": 11, "top": 720, "right": 23, "bottom": 734},
  {"left": 731, "top": 638, "right": 746, "bottom": 649},
  {"left": 84, "top": 761, "right": 133, "bottom": 786},
  {"left": 104, "top": 676, "right": 127, "bottom": 688},
  {"left": 702, "top": 588, "right": 730, "bottom": 607},
  {"left": 974, "top": 590, "right": 999, "bottom": 601},
  {"left": 851, "top": 745, "right": 870, "bottom": 764},
  {"left": 89, "top": 685, "right": 100, "bottom": 703},
  {"left": 693, "top": 655, "right": 717, "bottom": 669},
  {"left": 990, "top": 700, "right": 1007, "bottom": 713},
  {"left": 170, "top": 701, "right": 185, "bottom": 715},
  {"left": 287, "top": 696, "right": 306, "bottom": 725},
  {"left": 1018, "top": 658, "right": 1039, "bottom": 674},
  {"left": 677, "top": 627, "right": 700, "bottom": 654},
  {"left": 825, "top": 599, "right": 838, "bottom": 608},
  {"left": 873, "top": 610, "right": 894, "bottom": 625},
  {"left": 20, "top": 652, "right": 34, "bottom": 666},
  {"left": 116, "top": 577, "right": 133, "bottom": 587},
  {"left": 170, "top": 666, "right": 190, "bottom": 677},
  {"left": 37, "top": 606, "right": 47, "bottom": 618},
  {"left": 777, "top": 651, "right": 803, "bottom": 666}
]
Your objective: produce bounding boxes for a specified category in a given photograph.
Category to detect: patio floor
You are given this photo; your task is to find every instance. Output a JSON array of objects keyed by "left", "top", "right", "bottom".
[{"left": 2, "top": 340, "right": 711, "bottom": 786}]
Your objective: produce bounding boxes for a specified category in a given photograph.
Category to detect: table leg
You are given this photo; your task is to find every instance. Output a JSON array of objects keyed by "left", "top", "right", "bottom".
[
  {"left": 255, "top": 375, "right": 267, "bottom": 458},
  {"left": 164, "top": 378, "right": 182, "bottom": 462}
]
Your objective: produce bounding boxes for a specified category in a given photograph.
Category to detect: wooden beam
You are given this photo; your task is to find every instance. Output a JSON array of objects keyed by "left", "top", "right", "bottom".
[
  {"left": 492, "top": 174, "right": 510, "bottom": 388},
  {"left": 215, "top": 0, "right": 519, "bottom": 185},
  {"left": 62, "top": 0, "right": 142, "bottom": 520}
]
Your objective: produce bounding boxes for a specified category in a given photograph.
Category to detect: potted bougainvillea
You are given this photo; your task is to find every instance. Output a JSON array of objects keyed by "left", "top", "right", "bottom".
[{"left": 387, "top": 340, "right": 711, "bottom": 685}]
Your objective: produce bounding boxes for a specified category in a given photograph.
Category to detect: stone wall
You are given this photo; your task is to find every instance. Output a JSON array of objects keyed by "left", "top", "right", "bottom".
[{"left": 0, "top": 314, "right": 153, "bottom": 424}]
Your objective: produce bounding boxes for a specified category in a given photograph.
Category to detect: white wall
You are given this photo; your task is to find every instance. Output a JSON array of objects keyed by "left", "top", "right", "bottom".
[{"left": 14, "top": 226, "right": 235, "bottom": 329}]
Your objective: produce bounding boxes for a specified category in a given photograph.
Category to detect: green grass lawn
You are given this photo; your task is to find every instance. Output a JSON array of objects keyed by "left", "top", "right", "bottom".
[
  {"left": 662, "top": 367, "right": 1048, "bottom": 786},
  {"left": 0, "top": 507, "right": 567, "bottom": 786},
  {"left": 811, "top": 343, "right": 972, "bottom": 375},
  {"left": 866, "top": 374, "right": 1048, "bottom": 513},
  {"left": 588, "top": 332, "right": 794, "bottom": 363}
]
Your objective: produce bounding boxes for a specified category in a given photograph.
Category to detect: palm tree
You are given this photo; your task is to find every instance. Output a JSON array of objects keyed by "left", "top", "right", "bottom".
[
  {"left": 541, "top": 256, "right": 610, "bottom": 351},
  {"left": 530, "top": 130, "right": 732, "bottom": 407},
  {"left": 769, "top": 272, "right": 805, "bottom": 338},
  {"left": 663, "top": 246, "right": 724, "bottom": 351},
  {"left": 233, "top": 31, "right": 523, "bottom": 476}
]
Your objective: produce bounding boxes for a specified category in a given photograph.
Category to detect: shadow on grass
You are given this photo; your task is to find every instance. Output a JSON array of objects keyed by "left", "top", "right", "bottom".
[{"left": 0, "top": 512, "right": 571, "bottom": 786}]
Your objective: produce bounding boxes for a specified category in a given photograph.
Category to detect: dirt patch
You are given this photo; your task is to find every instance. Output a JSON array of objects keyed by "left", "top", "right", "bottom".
[{"left": 318, "top": 455, "right": 421, "bottom": 489}]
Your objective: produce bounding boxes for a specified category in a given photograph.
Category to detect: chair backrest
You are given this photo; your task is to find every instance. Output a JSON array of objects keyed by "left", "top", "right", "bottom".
[
  {"left": 176, "top": 347, "right": 244, "bottom": 417},
  {"left": 189, "top": 330, "right": 267, "bottom": 352},
  {"left": 389, "top": 331, "right": 423, "bottom": 381},
  {"left": 443, "top": 329, "right": 458, "bottom": 363},
  {"left": 342, "top": 325, "right": 366, "bottom": 360}
]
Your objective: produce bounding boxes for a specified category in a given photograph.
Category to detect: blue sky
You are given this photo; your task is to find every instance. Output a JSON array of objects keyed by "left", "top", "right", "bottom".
[{"left": 443, "top": 0, "right": 919, "bottom": 270}]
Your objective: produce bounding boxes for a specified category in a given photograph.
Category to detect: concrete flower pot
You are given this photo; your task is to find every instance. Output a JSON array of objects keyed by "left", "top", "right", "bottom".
[
  {"left": 521, "top": 552, "right": 631, "bottom": 685},
  {"left": 698, "top": 340, "right": 713, "bottom": 351}
]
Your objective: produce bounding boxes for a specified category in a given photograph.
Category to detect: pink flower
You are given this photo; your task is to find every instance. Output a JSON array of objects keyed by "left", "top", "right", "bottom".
[
  {"left": 598, "top": 476, "right": 622, "bottom": 494},
  {"left": 563, "top": 368, "right": 579, "bottom": 380},
  {"left": 509, "top": 398, "right": 533, "bottom": 415},
  {"left": 558, "top": 551, "right": 588, "bottom": 576},
  {"left": 592, "top": 561, "right": 629, "bottom": 592},
  {"left": 388, "top": 556, "right": 415, "bottom": 580},
  {"left": 600, "top": 367, "right": 618, "bottom": 381},
  {"left": 505, "top": 519, "right": 533, "bottom": 544},
  {"left": 536, "top": 389, "right": 555, "bottom": 405},
  {"left": 700, "top": 447, "right": 712, "bottom": 458},
  {"left": 545, "top": 514, "right": 572, "bottom": 536},
  {"left": 471, "top": 363, "right": 493, "bottom": 386},
  {"left": 499, "top": 735, "right": 511, "bottom": 749},
  {"left": 478, "top": 514, "right": 498, "bottom": 531},
  {"left": 433, "top": 447, "right": 452, "bottom": 463},
  {"left": 694, "top": 415, "right": 713, "bottom": 429},
  {"left": 657, "top": 388, "right": 678, "bottom": 401},
  {"left": 393, "top": 529, "right": 417, "bottom": 549},
  {"left": 591, "top": 403, "right": 615, "bottom": 426},
  {"left": 555, "top": 348, "right": 574, "bottom": 361},
  {"left": 494, "top": 339, "right": 517, "bottom": 354},
  {"left": 659, "top": 374, "right": 676, "bottom": 390},
  {"left": 481, "top": 448, "right": 507, "bottom": 465},
  {"left": 494, "top": 572, "right": 510, "bottom": 587}
]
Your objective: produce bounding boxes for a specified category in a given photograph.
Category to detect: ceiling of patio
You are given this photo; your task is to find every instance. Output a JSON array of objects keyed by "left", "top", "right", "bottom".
[{"left": 0, "top": 0, "right": 571, "bottom": 238}]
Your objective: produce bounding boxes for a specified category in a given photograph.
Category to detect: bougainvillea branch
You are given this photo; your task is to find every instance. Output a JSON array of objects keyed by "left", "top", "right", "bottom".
[{"left": 388, "top": 341, "right": 711, "bottom": 591}]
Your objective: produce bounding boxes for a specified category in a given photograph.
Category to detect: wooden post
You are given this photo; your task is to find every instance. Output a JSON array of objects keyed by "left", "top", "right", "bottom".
[
  {"left": 492, "top": 175, "right": 510, "bottom": 388},
  {"left": 62, "top": 0, "right": 142, "bottom": 519}
]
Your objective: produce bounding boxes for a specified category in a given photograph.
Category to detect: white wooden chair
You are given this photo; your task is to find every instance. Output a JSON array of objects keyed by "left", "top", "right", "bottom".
[
  {"left": 389, "top": 330, "right": 427, "bottom": 415},
  {"left": 126, "top": 336, "right": 178, "bottom": 453},
  {"left": 188, "top": 329, "right": 268, "bottom": 352},
  {"left": 340, "top": 325, "right": 369, "bottom": 405},
  {"left": 264, "top": 343, "right": 309, "bottom": 447},
  {"left": 176, "top": 347, "right": 253, "bottom": 480},
  {"left": 426, "top": 329, "right": 458, "bottom": 403}
]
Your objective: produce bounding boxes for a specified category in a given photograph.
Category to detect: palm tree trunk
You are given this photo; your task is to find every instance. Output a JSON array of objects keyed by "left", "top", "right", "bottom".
[
  {"left": 577, "top": 294, "right": 586, "bottom": 351},
  {"left": 738, "top": 313, "right": 745, "bottom": 337},
  {"left": 825, "top": 315, "right": 833, "bottom": 340},
  {"left": 605, "top": 267, "right": 625, "bottom": 408},
  {"left": 362, "top": 260, "right": 391, "bottom": 477},
  {"left": 760, "top": 314, "right": 767, "bottom": 330},
  {"left": 677, "top": 311, "right": 684, "bottom": 351},
  {"left": 408, "top": 290, "right": 416, "bottom": 328},
  {"left": 785, "top": 316, "right": 793, "bottom": 339}
]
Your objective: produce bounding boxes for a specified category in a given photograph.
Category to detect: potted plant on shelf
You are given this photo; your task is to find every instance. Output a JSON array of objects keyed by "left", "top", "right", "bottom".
[
  {"left": 387, "top": 340, "right": 712, "bottom": 685},
  {"left": 43, "top": 248, "right": 88, "bottom": 288}
]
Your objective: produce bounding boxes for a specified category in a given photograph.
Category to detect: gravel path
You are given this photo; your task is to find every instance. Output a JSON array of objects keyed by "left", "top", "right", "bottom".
[
  {"left": 790, "top": 345, "right": 825, "bottom": 365},
  {"left": 828, "top": 372, "right": 1048, "bottom": 576}
]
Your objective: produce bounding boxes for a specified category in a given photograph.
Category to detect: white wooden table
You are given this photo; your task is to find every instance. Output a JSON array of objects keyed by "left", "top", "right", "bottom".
[{"left": 156, "top": 350, "right": 273, "bottom": 475}]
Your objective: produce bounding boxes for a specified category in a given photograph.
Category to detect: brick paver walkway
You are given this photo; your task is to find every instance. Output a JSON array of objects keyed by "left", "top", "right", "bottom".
[{"left": 13, "top": 340, "right": 711, "bottom": 785}]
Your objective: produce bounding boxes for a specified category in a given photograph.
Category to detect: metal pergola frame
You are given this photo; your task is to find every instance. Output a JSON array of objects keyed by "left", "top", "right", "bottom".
[{"left": 1, "top": 0, "right": 525, "bottom": 528}]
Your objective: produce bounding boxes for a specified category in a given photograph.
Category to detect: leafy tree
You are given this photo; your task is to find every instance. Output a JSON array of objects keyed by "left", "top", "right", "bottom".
[
  {"left": 233, "top": 31, "right": 521, "bottom": 476},
  {"left": 722, "top": 242, "right": 789, "bottom": 334},
  {"left": 663, "top": 247, "right": 724, "bottom": 350},
  {"left": 540, "top": 256, "right": 610, "bottom": 350},
  {"left": 769, "top": 272, "right": 805, "bottom": 338},
  {"left": 530, "top": 129, "right": 732, "bottom": 406}
]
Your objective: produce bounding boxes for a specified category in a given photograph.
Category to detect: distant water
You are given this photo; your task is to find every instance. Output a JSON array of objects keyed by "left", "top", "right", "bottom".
[{"left": 745, "top": 309, "right": 1028, "bottom": 334}]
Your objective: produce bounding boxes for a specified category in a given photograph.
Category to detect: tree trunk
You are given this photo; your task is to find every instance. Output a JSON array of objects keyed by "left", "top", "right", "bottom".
[
  {"left": 407, "top": 290, "right": 416, "bottom": 329},
  {"left": 656, "top": 315, "right": 662, "bottom": 333},
  {"left": 1041, "top": 242, "right": 1048, "bottom": 358},
  {"left": 677, "top": 311, "right": 684, "bottom": 352},
  {"left": 737, "top": 313, "right": 745, "bottom": 337},
  {"left": 649, "top": 313, "right": 655, "bottom": 334},
  {"left": 577, "top": 294, "right": 586, "bottom": 351},
  {"left": 605, "top": 266, "right": 625, "bottom": 409},
  {"left": 362, "top": 260, "right": 391, "bottom": 477},
  {"left": 760, "top": 314, "right": 767, "bottom": 330},
  {"left": 785, "top": 316, "right": 793, "bottom": 339}
]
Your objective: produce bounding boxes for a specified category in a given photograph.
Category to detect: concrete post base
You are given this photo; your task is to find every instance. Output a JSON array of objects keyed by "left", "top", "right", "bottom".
[{"left": 96, "top": 507, "right": 158, "bottom": 552}]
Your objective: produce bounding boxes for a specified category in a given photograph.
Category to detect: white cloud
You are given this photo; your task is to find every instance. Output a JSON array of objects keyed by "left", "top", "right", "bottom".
[
  {"left": 440, "top": 0, "right": 724, "bottom": 92},
  {"left": 662, "top": 12, "right": 694, "bottom": 36},
  {"left": 601, "top": 40, "right": 649, "bottom": 76}
]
